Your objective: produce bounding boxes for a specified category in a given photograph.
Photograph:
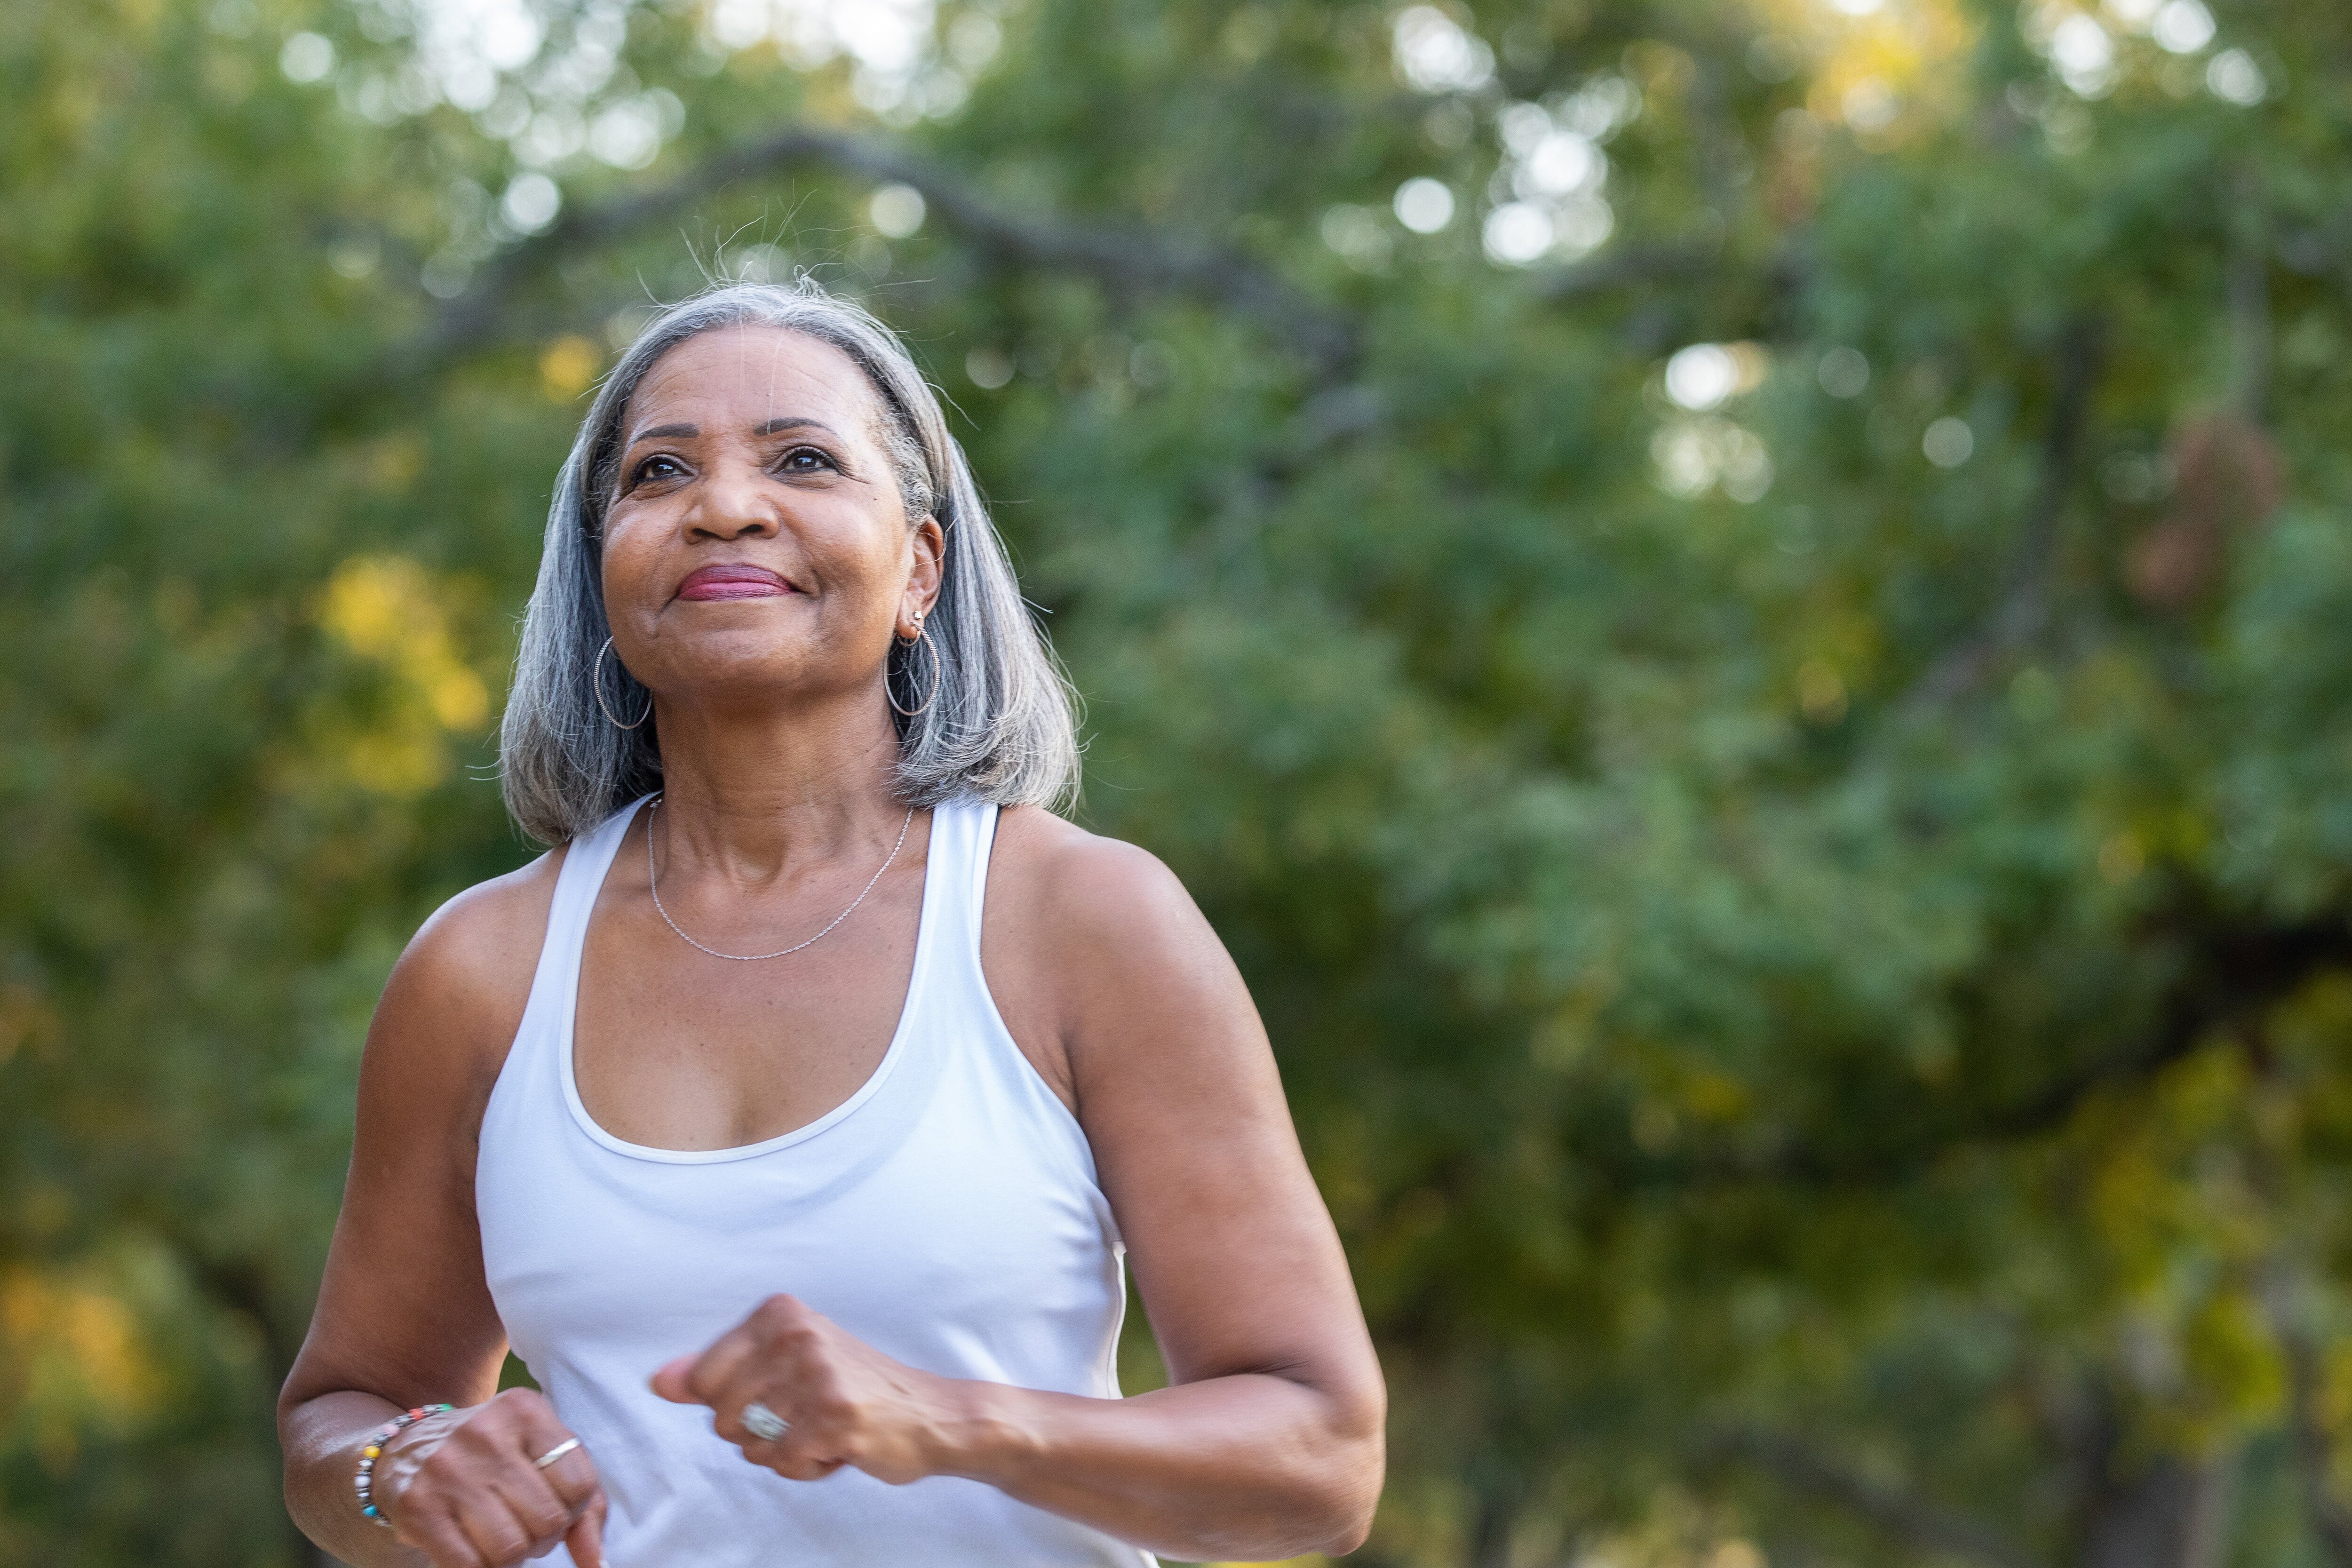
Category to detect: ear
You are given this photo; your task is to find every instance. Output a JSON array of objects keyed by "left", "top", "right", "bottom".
[{"left": 898, "top": 514, "right": 945, "bottom": 638}]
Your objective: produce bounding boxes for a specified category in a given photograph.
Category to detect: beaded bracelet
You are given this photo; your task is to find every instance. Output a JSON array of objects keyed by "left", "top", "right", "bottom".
[{"left": 355, "top": 1404, "right": 454, "bottom": 1529}]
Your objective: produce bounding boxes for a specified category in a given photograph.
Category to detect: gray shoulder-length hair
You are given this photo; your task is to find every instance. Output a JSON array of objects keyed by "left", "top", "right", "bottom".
[{"left": 498, "top": 277, "right": 1081, "bottom": 844}]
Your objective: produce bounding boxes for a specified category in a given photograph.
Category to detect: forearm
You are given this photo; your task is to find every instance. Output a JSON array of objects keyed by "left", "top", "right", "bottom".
[
  {"left": 932, "top": 1371, "right": 1383, "bottom": 1561},
  {"left": 282, "top": 1390, "right": 437, "bottom": 1566}
]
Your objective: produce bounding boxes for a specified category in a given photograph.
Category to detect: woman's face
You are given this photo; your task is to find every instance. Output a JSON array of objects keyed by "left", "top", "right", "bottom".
[{"left": 599, "top": 325, "right": 942, "bottom": 714}]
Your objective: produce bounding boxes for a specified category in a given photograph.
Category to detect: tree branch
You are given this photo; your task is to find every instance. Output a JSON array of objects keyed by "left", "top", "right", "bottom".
[
  {"left": 1602, "top": 907, "right": 2352, "bottom": 1193},
  {"left": 1757, "top": 904, "right": 2323, "bottom": 1171},
  {"left": 1706, "top": 1425, "right": 2039, "bottom": 1568},
  {"left": 408, "top": 125, "right": 1356, "bottom": 377},
  {"left": 1901, "top": 314, "right": 2106, "bottom": 710},
  {"left": 1802, "top": 907, "right": 2352, "bottom": 1182}
]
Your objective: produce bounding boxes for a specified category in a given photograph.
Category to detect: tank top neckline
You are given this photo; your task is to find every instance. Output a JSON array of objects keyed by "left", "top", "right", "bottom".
[{"left": 553, "top": 794, "right": 951, "bottom": 1167}]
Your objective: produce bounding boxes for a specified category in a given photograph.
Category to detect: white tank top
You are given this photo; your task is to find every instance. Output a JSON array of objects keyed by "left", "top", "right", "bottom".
[{"left": 476, "top": 796, "right": 1153, "bottom": 1567}]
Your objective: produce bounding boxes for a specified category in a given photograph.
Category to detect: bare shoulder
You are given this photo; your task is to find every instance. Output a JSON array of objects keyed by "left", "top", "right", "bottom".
[
  {"left": 984, "top": 807, "right": 1261, "bottom": 1115},
  {"left": 366, "top": 846, "right": 568, "bottom": 1104},
  {"left": 985, "top": 805, "right": 1217, "bottom": 968}
]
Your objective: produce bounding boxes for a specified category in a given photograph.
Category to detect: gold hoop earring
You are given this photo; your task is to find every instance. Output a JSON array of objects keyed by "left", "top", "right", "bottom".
[
  {"left": 594, "top": 636, "right": 652, "bottom": 730},
  {"left": 888, "top": 621, "right": 942, "bottom": 719}
]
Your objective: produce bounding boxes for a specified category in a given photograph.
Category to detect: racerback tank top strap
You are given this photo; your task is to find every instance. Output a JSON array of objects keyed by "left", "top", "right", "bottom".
[
  {"left": 925, "top": 795, "right": 1110, "bottom": 1195},
  {"left": 513, "top": 794, "right": 646, "bottom": 1066},
  {"left": 475, "top": 795, "right": 1147, "bottom": 1568}
]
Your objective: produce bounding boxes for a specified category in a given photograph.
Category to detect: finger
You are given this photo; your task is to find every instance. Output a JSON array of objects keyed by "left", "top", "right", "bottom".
[
  {"left": 700, "top": 1292, "right": 826, "bottom": 1409},
  {"left": 755, "top": 1445, "right": 847, "bottom": 1483},
  {"left": 683, "top": 1321, "right": 769, "bottom": 1408},
  {"left": 649, "top": 1353, "right": 700, "bottom": 1403},
  {"left": 496, "top": 1386, "right": 574, "bottom": 1455},
  {"left": 449, "top": 1487, "right": 542, "bottom": 1568},
  {"left": 535, "top": 1441, "right": 602, "bottom": 1512},
  {"left": 709, "top": 1390, "right": 781, "bottom": 1449},
  {"left": 486, "top": 1462, "right": 575, "bottom": 1557},
  {"left": 724, "top": 1396, "right": 852, "bottom": 1482},
  {"left": 498, "top": 1398, "right": 598, "bottom": 1517},
  {"left": 564, "top": 1489, "right": 608, "bottom": 1568},
  {"left": 397, "top": 1493, "right": 493, "bottom": 1568},
  {"left": 725, "top": 1422, "right": 826, "bottom": 1481},
  {"left": 700, "top": 1372, "right": 803, "bottom": 1452}
]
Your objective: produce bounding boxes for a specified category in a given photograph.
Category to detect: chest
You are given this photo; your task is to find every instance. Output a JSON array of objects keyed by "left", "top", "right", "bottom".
[
  {"left": 486, "top": 962, "right": 1124, "bottom": 1394},
  {"left": 572, "top": 854, "right": 926, "bottom": 1153}
]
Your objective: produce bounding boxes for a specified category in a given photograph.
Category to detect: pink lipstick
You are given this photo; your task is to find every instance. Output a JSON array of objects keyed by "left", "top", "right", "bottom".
[{"left": 676, "top": 564, "right": 794, "bottom": 602}]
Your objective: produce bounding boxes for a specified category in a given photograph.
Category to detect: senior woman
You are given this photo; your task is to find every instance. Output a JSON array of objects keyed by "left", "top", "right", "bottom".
[{"left": 277, "top": 278, "right": 1384, "bottom": 1568}]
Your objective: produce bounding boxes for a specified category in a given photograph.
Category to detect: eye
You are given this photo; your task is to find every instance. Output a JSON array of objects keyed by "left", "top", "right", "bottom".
[
  {"left": 630, "top": 454, "right": 687, "bottom": 487},
  {"left": 778, "top": 446, "right": 838, "bottom": 476}
]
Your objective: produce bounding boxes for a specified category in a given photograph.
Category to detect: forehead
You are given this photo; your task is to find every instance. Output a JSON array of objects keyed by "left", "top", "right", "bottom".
[{"left": 624, "top": 325, "right": 885, "bottom": 439}]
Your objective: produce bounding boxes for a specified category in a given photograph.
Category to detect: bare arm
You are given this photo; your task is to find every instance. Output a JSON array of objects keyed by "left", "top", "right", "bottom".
[
  {"left": 968, "top": 815, "right": 1386, "bottom": 1555},
  {"left": 278, "top": 857, "right": 609, "bottom": 1568},
  {"left": 654, "top": 813, "right": 1385, "bottom": 1559}
]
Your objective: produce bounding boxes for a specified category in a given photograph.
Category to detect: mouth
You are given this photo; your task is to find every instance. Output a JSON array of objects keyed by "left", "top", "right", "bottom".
[{"left": 675, "top": 563, "right": 796, "bottom": 602}]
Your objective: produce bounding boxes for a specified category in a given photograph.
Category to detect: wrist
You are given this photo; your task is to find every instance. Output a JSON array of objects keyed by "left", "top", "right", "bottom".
[
  {"left": 366, "top": 1405, "right": 462, "bottom": 1530},
  {"left": 922, "top": 1377, "right": 1040, "bottom": 1486},
  {"left": 380, "top": 1408, "right": 460, "bottom": 1471}
]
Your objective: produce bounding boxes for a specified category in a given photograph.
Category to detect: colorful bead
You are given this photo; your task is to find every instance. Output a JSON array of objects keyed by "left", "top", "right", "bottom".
[{"left": 353, "top": 1403, "right": 453, "bottom": 1530}]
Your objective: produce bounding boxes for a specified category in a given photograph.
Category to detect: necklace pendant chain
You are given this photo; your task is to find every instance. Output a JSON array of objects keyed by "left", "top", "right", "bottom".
[{"left": 646, "top": 796, "right": 915, "bottom": 962}]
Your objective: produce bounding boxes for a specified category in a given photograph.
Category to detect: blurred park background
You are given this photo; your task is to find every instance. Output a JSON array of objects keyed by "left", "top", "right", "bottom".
[{"left": 5, "top": 0, "right": 2352, "bottom": 1563}]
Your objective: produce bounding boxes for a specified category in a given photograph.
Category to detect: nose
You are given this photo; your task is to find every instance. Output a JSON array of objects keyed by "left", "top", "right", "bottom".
[{"left": 683, "top": 457, "right": 781, "bottom": 541}]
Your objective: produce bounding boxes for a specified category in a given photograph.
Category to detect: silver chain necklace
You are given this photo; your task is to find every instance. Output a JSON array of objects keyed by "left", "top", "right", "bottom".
[{"left": 646, "top": 795, "right": 914, "bottom": 963}]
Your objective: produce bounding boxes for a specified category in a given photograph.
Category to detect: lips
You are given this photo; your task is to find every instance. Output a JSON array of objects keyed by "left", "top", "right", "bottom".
[{"left": 675, "top": 563, "right": 795, "bottom": 602}]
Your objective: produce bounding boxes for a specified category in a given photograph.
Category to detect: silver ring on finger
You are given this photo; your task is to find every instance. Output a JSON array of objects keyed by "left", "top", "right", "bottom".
[
  {"left": 532, "top": 1438, "right": 581, "bottom": 1470},
  {"left": 740, "top": 1400, "right": 790, "bottom": 1442}
]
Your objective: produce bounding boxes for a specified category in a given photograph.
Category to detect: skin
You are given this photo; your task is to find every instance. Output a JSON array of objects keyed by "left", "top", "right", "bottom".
[{"left": 278, "top": 326, "right": 1387, "bottom": 1567}]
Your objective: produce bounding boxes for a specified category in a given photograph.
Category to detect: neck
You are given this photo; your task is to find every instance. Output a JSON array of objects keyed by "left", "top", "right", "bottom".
[{"left": 644, "top": 678, "right": 909, "bottom": 880}]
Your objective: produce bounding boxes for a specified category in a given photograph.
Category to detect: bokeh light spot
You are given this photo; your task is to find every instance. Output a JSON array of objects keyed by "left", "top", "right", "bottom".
[
  {"left": 965, "top": 346, "right": 1013, "bottom": 390},
  {"left": 539, "top": 335, "right": 601, "bottom": 401},
  {"left": 499, "top": 173, "right": 562, "bottom": 235},
  {"left": 1666, "top": 344, "right": 1741, "bottom": 412},
  {"left": 1482, "top": 202, "right": 1553, "bottom": 267},
  {"left": 279, "top": 32, "right": 335, "bottom": 84},
  {"left": 2206, "top": 48, "right": 2267, "bottom": 104},
  {"left": 1391, "top": 6, "right": 1495, "bottom": 94},
  {"left": 1818, "top": 347, "right": 1871, "bottom": 398},
  {"left": 1393, "top": 177, "right": 1455, "bottom": 234},
  {"left": 2152, "top": 0, "right": 2215, "bottom": 53},
  {"left": 1924, "top": 416, "right": 1976, "bottom": 468},
  {"left": 870, "top": 183, "right": 928, "bottom": 238}
]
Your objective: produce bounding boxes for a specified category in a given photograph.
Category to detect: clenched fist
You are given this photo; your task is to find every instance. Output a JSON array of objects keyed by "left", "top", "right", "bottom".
[
  {"left": 652, "top": 1294, "right": 982, "bottom": 1486},
  {"left": 377, "top": 1387, "right": 607, "bottom": 1567}
]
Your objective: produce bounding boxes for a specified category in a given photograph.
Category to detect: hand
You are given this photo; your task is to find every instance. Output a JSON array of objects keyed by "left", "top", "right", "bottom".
[
  {"left": 651, "top": 1294, "right": 971, "bottom": 1486},
  {"left": 376, "top": 1388, "right": 607, "bottom": 1568}
]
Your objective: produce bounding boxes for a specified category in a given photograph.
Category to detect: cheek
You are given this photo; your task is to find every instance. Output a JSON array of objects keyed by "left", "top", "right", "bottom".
[
  {"left": 793, "top": 520, "right": 903, "bottom": 601},
  {"left": 599, "top": 511, "right": 666, "bottom": 593},
  {"left": 843, "top": 520, "right": 914, "bottom": 585}
]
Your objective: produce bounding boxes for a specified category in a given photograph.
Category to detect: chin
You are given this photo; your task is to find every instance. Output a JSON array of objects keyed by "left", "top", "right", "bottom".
[
  {"left": 657, "top": 613, "right": 794, "bottom": 661},
  {"left": 668, "top": 641, "right": 847, "bottom": 704}
]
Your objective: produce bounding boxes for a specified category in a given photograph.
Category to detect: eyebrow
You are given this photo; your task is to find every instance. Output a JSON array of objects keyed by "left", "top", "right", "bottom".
[{"left": 623, "top": 416, "right": 845, "bottom": 446}]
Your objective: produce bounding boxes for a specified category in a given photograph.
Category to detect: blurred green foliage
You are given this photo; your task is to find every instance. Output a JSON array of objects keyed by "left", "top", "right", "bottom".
[{"left": 6, "top": 0, "right": 2352, "bottom": 1564}]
